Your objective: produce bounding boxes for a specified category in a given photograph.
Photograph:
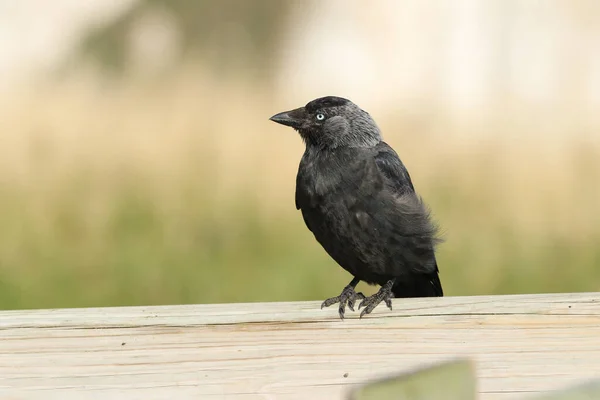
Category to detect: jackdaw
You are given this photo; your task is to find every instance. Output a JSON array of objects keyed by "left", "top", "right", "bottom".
[{"left": 269, "top": 96, "right": 443, "bottom": 319}]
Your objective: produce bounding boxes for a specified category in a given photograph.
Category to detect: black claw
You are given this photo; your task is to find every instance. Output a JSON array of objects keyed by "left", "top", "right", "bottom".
[
  {"left": 321, "top": 282, "right": 363, "bottom": 319},
  {"left": 358, "top": 299, "right": 366, "bottom": 310},
  {"left": 385, "top": 298, "right": 393, "bottom": 310},
  {"left": 356, "top": 280, "right": 395, "bottom": 318},
  {"left": 347, "top": 299, "right": 355, "bottom": 312}
]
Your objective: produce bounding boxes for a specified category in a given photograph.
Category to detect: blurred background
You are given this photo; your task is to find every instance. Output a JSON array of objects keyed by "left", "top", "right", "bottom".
[{"left": 0, "top": 0, "right": 599, "bottom": 310}]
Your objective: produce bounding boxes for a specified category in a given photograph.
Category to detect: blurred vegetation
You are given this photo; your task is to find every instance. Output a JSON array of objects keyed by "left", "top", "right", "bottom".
[
  {"left": 69, "top": 0, "right": 296, "bottom": 79},
  {"left": 1, "top": 2, "right": 599, "bottom": 311},
  {"left": 0, "top": 69, "right": 599, "bottom": 310}
]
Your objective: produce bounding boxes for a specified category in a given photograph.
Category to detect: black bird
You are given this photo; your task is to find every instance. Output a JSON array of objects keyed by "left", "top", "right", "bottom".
[{"left": 269, "top": 96, "right": 443, "bottom": 319}]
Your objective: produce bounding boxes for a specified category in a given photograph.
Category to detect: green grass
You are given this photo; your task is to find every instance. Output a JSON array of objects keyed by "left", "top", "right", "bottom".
[
  {"left": 0, "top": 174, "right": 348, "bottom": 309},
  {"left": 1, "top": 165, "right": 598, "bottom": 311}
]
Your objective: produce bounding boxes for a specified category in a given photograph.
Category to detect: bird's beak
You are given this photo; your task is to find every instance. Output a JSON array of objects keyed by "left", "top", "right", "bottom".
[{"left": 269, "top": 107, "right": 305, "bottom": 129}]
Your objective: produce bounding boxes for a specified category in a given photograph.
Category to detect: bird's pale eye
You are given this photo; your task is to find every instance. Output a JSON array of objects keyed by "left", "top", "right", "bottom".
[{"left": 316, "top": 113, "right": 325, "bottom": 121}]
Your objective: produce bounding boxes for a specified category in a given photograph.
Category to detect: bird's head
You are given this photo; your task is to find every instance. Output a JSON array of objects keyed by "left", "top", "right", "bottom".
[{"left": 269, "top": 96, "right": 381, "bottom": 149}]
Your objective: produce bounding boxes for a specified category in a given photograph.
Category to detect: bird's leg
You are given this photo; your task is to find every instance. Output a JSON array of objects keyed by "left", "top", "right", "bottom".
[
  {"left": 321, "top": 277, "right": 365, "bottom": 320},
  {"left": 358, "top": 278, "right": 396, "bottom": 318}
]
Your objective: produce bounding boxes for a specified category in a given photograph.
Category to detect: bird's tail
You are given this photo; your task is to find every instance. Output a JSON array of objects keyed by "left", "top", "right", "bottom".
[{"left": 392, "top": 261, "right": 443, "bottom": 298}]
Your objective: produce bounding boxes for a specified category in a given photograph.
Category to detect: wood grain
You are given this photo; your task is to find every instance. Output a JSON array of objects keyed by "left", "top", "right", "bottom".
[{"left": 0, "top": 292, "right": 599, "bottom": 400}]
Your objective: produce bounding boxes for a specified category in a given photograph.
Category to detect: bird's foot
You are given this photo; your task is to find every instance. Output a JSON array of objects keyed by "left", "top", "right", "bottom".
[
  {"left": 321, "top": 284, "right": 365, "bottom": 320},
  {"left": 358, "top": 280, "right": 395, "bottom": 318}
]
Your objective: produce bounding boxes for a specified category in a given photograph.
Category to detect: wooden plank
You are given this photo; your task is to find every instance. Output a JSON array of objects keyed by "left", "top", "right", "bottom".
[{"left": 0, "top": 292, "right": 599, "bottom": 400}]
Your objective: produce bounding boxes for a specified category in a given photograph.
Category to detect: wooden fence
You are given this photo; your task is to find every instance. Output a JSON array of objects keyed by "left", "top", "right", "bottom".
[{"left": 1, "top": 292, "right": 599, "bottom": 399}]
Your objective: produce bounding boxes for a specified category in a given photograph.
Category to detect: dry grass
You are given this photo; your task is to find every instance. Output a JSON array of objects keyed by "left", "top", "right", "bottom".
[{"left": 0, "top": 67, "right": 598, "bottom": 310}]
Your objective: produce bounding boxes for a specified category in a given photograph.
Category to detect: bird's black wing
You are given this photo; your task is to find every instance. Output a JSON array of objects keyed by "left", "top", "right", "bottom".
[
  {"left": 372, "top": 142, "right": 415, "bottom": 194},
  {"left": 369, "top": 142, "right": 438, "bottom": 255},
  {"left": 372, "top": 142, "right": 443, "bottom": 296}
]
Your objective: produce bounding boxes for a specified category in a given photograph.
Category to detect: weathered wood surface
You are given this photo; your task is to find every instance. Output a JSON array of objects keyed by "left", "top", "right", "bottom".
[{"left": 0, "top": 292, "right": 599, "bottom": 400}]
